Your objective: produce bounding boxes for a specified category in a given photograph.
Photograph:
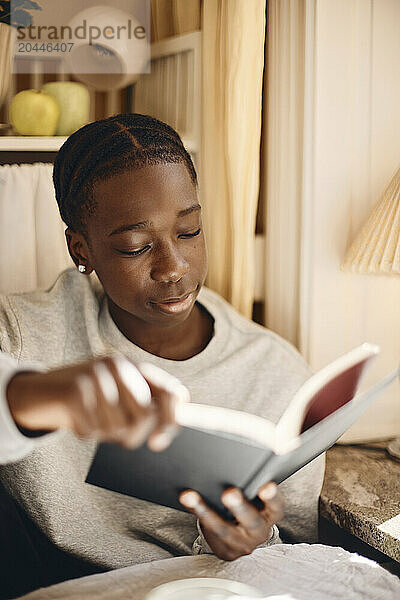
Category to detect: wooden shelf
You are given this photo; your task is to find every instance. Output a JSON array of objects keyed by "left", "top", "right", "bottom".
[
  {"left": 0, "top": 136, "right": 68, "bottom": 152},
  {"left": 0, "top": 135, "right": 197, "bottom": 153}
]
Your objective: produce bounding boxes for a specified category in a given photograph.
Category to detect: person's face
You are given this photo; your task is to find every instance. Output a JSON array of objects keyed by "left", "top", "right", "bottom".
[{"left": 67, "top": 162, "right": 208, "bottom": 329}]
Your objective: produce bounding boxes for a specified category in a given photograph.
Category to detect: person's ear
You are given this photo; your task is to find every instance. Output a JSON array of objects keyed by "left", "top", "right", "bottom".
[{"left": 65, "top": 227, "right": 93, "bottom": 274}]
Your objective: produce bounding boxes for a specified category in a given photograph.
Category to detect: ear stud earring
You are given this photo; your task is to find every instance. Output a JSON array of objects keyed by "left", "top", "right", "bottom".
[{"left": 78, "top": 265, "right": 86, "bottom": 273}]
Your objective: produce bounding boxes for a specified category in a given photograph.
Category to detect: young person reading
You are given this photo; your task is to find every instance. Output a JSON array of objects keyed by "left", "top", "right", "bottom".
[{"left": 0, "top": 114, "right": 324, "bottom": 594}]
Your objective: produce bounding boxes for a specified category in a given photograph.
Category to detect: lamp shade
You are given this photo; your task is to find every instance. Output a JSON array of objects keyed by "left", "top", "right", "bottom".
[
  {"left": 342, "top": 165, "right": 400, "bottom": 274},
  {"left": 63, "top": 5, "right": 149, "bottom": 91}
]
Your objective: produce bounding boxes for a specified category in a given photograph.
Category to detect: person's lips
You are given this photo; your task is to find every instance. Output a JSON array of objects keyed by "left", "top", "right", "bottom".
[{"left": 151, "top": 290, "right": 196, "bottom": 314}]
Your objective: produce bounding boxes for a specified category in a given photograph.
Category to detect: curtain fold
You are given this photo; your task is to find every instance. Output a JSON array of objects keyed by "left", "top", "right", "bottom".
[
  {"left": 201, "top": 0, "right": 266, "bottom": 318},
  {"left": 260, "top": 0, "right": 306, "bottom": 347},
  {"left": 151, "top": 0, "right": 201, "bottom": 42},
  {"left": 0, "top": 24, "right": 15, "bottom": 112}
]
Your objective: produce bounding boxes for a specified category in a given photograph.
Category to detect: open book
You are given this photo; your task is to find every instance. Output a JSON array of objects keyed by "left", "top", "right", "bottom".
[{"left": 86, "top": 343, "right": 400, "bottom": 517}]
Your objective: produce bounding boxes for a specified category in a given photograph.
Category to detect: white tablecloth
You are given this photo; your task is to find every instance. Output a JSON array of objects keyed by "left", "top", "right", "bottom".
[{"left": 20, "top": 544, "right": 400, "bottom": 600}]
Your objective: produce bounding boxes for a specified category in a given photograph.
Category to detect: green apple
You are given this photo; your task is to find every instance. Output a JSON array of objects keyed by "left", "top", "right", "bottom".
[
  {"left": 41, "top": 81, "right": 90, "bottom": 136},
  {"left": 10, "top": 89, "right": 60, "bottom": 136}
]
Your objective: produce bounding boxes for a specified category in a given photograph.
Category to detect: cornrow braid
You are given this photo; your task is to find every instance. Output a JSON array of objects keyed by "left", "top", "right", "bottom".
[{"left": 53, "top": 113, "right": 197, "bottom": 234}]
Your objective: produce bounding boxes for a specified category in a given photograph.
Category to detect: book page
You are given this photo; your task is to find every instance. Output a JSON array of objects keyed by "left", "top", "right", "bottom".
[
  {"left": 174, "top": 403, "right": 277, "bottom": 450},
  {"left": 275, "top": 343, "right": 379, "bottom": 449}
]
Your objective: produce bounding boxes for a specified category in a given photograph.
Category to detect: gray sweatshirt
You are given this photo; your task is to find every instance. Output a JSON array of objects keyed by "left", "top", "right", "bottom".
[{"left": 0, "top": 268, "right": 324, "bottom": 570}]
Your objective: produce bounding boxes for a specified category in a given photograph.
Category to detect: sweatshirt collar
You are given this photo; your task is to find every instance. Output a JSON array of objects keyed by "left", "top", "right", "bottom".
[{"left": 98, "top": 287, "right": 230, "bottom": 377}]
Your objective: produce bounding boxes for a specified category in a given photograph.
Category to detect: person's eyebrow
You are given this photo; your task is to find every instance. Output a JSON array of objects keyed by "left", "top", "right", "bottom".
[
  {"left": 108, "top": 204, "right": 201, "bottom": 236},
  {"left": 108, "top": 221, "right": 150, "bottom": 236},
  {"left": 177, "top": 204, "right": 201, "bottom": 218}
]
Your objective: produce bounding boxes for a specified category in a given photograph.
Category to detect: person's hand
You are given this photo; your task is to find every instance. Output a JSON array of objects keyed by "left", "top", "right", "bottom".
[
  {"left": 179, "top": 482, "right": 284, "bottom": 561},
  {"left": 6, "top": 355, "right": 189, "bottom": 451}
]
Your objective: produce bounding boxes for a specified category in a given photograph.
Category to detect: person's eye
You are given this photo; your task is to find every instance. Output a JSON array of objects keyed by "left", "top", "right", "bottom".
[
  {"left": 179, "top": 228, "right": 201, "bottom": 239},
  {"left": 116, "top": 245, "right": 151, "bottom": 256}
]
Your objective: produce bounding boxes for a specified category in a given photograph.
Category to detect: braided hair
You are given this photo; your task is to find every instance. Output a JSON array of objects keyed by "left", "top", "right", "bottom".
[{"left": 53, "top": 113, "right": 197, "bottom": 236}]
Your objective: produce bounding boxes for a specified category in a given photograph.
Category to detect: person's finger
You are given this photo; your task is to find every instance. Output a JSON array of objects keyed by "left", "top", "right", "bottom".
[
  {"left": 221, "top": 487, "right": 271, "bottom": 542},
  {"left": 105, "top": 355, "right": 157, "bottom": 447},
  {"left": 137, "top": 362, "right": 190, "bottom": 451},
  {"left": 90, "top": 360, "right": 127, "bottom": 434},
  {"left": 179, "top": 490, "right": 238, "bottom": 543},
  {"left": 107, "top": 354, "right": 152, "bottom": 409},
  {"left": 180, "top": 490, "right": 263, "bottom": 560},
  {"left": 257, "top": 482, "right": 284, "bottom": 523},
  {"left": 73, "top": 373, "right": 103, "bottom": 436}
]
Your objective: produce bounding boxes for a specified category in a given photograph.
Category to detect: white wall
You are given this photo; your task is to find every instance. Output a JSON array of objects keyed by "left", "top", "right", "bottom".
[{"left": 301, "top": 0, "right": 400, "bottom": 441}]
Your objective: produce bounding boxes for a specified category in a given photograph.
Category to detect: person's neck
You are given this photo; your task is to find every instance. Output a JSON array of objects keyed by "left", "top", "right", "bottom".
[{"left": 107, "top": 300, "right": 214, "bottom": 361}]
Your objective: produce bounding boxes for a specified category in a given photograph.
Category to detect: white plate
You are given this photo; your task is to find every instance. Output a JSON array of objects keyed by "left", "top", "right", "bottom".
[{"left": 145, "top": 577, "right": 264, "bottom": 600}]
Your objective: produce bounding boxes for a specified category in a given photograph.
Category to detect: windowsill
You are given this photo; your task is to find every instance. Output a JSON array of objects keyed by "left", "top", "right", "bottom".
[{"left": 320, "top": 443, "right": 400, "bottom": 564}]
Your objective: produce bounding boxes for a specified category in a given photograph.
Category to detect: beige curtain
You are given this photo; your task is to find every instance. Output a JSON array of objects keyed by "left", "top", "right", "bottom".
[
  {"left": 0, "top": 24, "right": 15, "bottom": 112},
  {"left": 151, "top": 0, "right": 201, "bottom": 41},
  {"left": 260, "top": 0, "right": 306, "bottom": 347},
  {"left": 0, "top": 164, "right": 73, "bottom": 294},
  {"left": 201, "top": 1, "right": 266, "bottom": 318}
]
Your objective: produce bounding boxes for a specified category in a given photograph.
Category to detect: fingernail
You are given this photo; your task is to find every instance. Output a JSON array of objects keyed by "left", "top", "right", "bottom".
[
  {"left": 259, "top": 482, "right": 277, "bottom": 501},
  {"left": 149, "top": 433, "right": 172, "bottom": 451},
  {"left": 161, "top": 424, "right": 179, "bottom": 437},
  {"left": 180, "top": 490, "right": 200, "bottom": 508},
  {"left": 224, "top": 489, "right": 242, "bottom": 507},
  {"left": 149, "top": 425, "right": 178, "bottom": 451},
  {"left": 173, "top": 384, "right": 191, "bottom": 404}
]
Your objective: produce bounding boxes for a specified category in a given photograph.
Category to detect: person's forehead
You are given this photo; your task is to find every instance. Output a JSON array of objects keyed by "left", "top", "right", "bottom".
[
  {"left": 90, "top": 162, "right": 199, "bottom": 227},
  {"left": 94, "top": 162, "right": 194, "bottom": 200}
]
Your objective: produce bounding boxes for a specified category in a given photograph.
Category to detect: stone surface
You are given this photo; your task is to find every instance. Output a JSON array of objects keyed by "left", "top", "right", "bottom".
[{"left": 320, "top": 443, "right": 400, "bottom": 562}]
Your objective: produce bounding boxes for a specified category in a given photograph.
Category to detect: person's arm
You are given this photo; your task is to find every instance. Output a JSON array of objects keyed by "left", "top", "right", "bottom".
[
  {"left": 0, "top": 351, "right": 54, "bottom": 464},
  {"left": 0, "top": 352, "right": 189, "bottom": 465}
]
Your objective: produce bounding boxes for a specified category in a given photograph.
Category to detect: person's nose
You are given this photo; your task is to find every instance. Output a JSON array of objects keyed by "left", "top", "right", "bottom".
[{"left": 150, "top": 242, "right": 190, "bottom": 283}]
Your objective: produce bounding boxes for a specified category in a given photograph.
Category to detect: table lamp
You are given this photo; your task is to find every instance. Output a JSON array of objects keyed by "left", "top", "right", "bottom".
[{"left": 342, "top": 165, "right": 400, "bottom": 458}]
